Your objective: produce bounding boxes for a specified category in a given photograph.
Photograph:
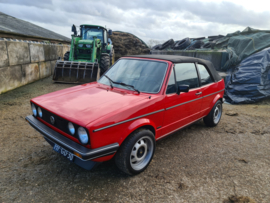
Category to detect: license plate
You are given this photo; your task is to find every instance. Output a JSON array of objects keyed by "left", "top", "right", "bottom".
[{"left": 53, "top": 144, "right": 74, "bottom": 161}]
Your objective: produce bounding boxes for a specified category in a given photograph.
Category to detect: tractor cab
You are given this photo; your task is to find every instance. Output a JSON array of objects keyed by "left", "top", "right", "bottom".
[{"left": 53, "top": 24, "right": 114, "bottom": 83}]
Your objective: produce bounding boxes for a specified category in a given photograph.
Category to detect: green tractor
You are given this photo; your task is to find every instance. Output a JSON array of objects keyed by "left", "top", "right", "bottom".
[{"left": 53, "top": 24, "right": 114, "bottom": 83}]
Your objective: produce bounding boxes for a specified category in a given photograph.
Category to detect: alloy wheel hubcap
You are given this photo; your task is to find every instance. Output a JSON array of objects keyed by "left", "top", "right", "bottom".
[
  {"left": 213, "top": 104, "right": 222, "bottom": 124},
  {"left": 130, "top": 136, "right": 153, "bottom": 171}
]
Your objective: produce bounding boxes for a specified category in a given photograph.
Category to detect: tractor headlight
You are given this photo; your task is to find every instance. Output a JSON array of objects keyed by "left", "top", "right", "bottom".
[
  {"left": 31, "top": 104, "right": 37, "bottom": 116},
  {"left": 68, "top": 122, "right": 75, "bottom": 135},
  {"left": 38, "top": 107, "right": 43, "bottom": 117},
  {"left": 78, "top": 44, "right": 83, "bottom": 48},
  {"left": 78, "top": 127, "right": 88, "bottom": 144},
  {"left": 86, "top": 44, "right": 91, "bottom": 48}
]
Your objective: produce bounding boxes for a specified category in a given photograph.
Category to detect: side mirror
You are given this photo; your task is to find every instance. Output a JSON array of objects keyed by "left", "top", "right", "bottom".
[
  {"left": 108, "top": 29, "right": 112, "bottom": 36},
  {"left": 72, "top": 24, "right": 77, "bottom": 36},
  {"left": 177, "top": 85, "right": 189, "bottom": 95}
]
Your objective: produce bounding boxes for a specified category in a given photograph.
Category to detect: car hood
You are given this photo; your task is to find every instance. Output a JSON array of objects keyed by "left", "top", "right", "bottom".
[{"left": 31, "top": 84, "right": 149, "bottom": 126}]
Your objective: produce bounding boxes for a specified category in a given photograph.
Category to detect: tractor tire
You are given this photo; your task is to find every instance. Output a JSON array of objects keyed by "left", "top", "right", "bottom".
[
  {"left": 64, "top": 51, "right": 70, "bottom": 61},
  {"left": 110, "top": 48, "right": 115, "bottom": 66},
  {"left": 100, "top": 55, "right": 110, "bottom": 76}
]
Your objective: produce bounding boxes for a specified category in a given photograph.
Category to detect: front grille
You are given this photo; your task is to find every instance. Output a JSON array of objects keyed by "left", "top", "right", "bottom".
[
  {"left": 36, "top": 106, "right": 79, "bottom": 139},
  {"left": 78, "top": 49, "right": 91, "bottom": 54}
]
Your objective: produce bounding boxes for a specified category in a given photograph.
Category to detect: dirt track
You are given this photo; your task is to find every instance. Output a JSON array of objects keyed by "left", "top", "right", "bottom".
[{"left": 1, "top": 76, "right": 270, "bottom": 203}]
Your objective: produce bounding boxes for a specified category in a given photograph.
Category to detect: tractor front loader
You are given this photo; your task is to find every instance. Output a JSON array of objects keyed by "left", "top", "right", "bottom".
[{"left": 53, "top": 24, "right": 114, "bottom": 83}]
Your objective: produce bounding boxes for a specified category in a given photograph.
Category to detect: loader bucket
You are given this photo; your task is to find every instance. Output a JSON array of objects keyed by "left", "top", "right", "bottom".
[{"left": 53, "top": 61, "right": 100, "bottom": 83}]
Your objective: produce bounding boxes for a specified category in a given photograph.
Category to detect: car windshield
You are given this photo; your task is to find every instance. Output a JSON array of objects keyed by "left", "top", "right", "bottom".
[
  {"left": 81, "top": 27, "right": 103, "bottom": 42},
  {"left": 98, "top": 59, "right": 168, "bottom": 93}
]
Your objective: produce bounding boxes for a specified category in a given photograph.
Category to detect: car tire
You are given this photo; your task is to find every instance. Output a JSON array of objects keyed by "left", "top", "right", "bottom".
[
  {"left": 173, "top": 38, "right": 191, "bottom": 50},
  {"left": 100, "top": 55, "right": 110, "bottom": 76},
  {"left": 64, "top": 51, "right": 70, "bottom": 61},
  {"left": 159, "top": 39, "right": 174, "bottom": 50},
  {"left": 151, "top": 44, "right": 161, "bottom": 50},
  {"left": 203, "top": 100, "right": 223, "bottom": 127},
  {"left": 115, "top": 129, "right": 156, "bottom": 175}
]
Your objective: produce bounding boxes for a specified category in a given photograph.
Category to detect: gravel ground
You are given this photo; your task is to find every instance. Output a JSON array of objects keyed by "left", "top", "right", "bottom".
[{"left": 1, "top": 76, "right": 270, "bottom": 203}]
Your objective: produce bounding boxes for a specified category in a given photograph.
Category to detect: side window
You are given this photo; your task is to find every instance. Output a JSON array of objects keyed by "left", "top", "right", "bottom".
[
  {"left": 174, "top": 63, "right": 199, "bottom": 89},
  {"left": 166, "top": 68, "right": 176, "bottom": 94},
  {"left": 197, "top": 64, "right": 213, "bottom": 86}
]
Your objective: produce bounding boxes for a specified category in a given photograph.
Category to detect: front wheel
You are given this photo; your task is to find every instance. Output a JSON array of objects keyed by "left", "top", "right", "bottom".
[
  {"left": 203, "top": 100, "right": 223, "bottom": 127},
  {"left": 115, "top": 129, "right": 155, "bottom": 175}
]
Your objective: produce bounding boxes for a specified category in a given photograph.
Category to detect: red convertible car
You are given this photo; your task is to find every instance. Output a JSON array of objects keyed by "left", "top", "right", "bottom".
[{"left": 26, "top": 55, "right": 225, "bottom": 175}]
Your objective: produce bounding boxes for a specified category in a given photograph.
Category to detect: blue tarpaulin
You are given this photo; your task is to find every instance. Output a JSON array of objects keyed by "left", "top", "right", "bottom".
[{"left": 224, "top": 47, "right": 270, "bottom": 104}]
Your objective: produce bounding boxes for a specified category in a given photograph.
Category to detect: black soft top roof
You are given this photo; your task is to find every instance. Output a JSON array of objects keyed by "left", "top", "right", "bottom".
[{"left": 126, "top": 55, "right": 222, "bottom": 82}]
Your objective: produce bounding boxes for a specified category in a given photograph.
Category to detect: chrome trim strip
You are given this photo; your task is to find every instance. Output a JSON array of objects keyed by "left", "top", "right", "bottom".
[
  {"left": 157, "top": 116, "right": 205, "bottom": 140},
  {"left": 93, "top": 109, "right": 165, "bottom": 132},
  {"left": 165, "top": 89, "right": 225, "bottom": 111},
  {"left": 92, "top": 89, "right": 224, "bottom": 132},
  {"left": 166, "top": 97, "right": 202, "bottom": 110},
  {"left": 202, "top": 89, "right": 225, "bottom": 98}
]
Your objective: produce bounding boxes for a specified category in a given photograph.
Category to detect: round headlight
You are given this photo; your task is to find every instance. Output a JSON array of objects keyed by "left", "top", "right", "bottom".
[
  {"left": 38, "top": 107, "right": 42, "bottom": 117},
  {"left": 68, "top": 122, "right": 75, "bottom": 135},
  {"left": 31, "top": 104, "right": 37, "bottom": 116},
  {"left": 78, "top": 127, "right": 88, "bottom": 144}
]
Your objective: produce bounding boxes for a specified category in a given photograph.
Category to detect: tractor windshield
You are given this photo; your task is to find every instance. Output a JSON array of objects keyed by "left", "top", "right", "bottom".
[
  {"left": 81, "top": 27, "right": 103, "bottom": 42},
  {"left": 98, "top": 59, "right": 168, "bottom": 94}
]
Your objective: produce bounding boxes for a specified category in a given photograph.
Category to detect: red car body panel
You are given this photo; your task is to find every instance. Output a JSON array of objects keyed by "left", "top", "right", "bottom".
[{"left": 30, "top": 57, "right": 225, "bottom": 163}]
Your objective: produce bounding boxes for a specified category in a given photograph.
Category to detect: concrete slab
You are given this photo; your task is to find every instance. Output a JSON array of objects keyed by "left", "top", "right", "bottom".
[
  {"left": 56, "top": 45, "right": 63, "bottom": 59},
  {"left": 39, "top": 61, "right": 51, "bottom": 78},
  {"left": 50, "top": 45, "right": 58, "bottom": 60},
  {"left": 43, "top": 44, "right": 51, "bottom": 61},
  {"left": 50, "top": 60, "right": 57, "bottom": 75},
  {"left": 22, "top": 63, "right": 39, "bottom": 85},
  {"left": 7, "top": 41, "right": 30, "bottom": 66},
  {"left": 30, "top": 44, "right": 45, "bottom": 62},
  {"left": 62, "top": 45, "right": 70, "bottom": 57},
  {"left": 0, "top": 65, "right": 22, "bottom": 94},
  {"left": 0, "top": 41, "right": 9, "bottom": 67}
]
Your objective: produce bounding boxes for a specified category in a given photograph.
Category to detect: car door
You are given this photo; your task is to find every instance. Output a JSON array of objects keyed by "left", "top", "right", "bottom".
[
  {"left": 196, "top": 63, "right": 217, "bottom": 117},
  {"left": 160, "top": 63, "right": 202, "bottom": 138}
]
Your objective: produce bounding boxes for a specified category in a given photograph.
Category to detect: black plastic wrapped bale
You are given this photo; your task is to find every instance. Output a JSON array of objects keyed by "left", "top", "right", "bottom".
[
  {"left": 53, "top": 61, "right": 100, "bottom": 83},
  {"left": 224, "top": 47, "right": 270, "bottom": 104}
]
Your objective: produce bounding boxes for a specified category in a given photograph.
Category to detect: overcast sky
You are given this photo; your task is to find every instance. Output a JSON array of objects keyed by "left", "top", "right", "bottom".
[{"left": 0, "top": 0, "right": 269, "bottom": 43}]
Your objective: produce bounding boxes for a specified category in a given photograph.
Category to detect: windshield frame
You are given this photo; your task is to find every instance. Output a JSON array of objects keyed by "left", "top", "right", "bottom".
[
  {"left": 98, "top": 58, "right": 169, "bottom": 94},
  {"left": 81, "top": 26, "right": 104, "bottom": 42}
]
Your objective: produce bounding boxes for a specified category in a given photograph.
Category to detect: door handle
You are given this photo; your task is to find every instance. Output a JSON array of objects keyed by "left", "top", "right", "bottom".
[{"left": 195, "top": 92, "right": 202, "bottom": 95}]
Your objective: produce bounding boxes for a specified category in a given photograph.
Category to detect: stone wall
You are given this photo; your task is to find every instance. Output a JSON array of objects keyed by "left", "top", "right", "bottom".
[{"left": 0, "top": 41, "right": 70, "bottom": 94}]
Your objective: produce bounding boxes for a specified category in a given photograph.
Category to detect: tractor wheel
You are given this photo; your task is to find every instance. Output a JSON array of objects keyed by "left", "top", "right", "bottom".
[
  {"left": 64, "top": 51, "right": 70, "bottom": 61},
  {"left": 110, "top": 48, "right": 115, "bottom": 66},
  {"left": 100, "top": 55, "right": 110, "bottom": 76}
]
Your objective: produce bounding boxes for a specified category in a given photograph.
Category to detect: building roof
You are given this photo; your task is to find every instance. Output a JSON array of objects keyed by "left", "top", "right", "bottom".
[
  {"left": 126, "top": 54, "right": 222, "bottom": 82},
  {"left": 0, "top": 12, "right": 70, "bottom": 43}
]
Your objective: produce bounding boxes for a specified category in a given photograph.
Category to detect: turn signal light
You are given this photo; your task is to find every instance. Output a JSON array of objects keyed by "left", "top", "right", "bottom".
[{"left": 74, "top": 151, "right": 82, "bottom": 158}]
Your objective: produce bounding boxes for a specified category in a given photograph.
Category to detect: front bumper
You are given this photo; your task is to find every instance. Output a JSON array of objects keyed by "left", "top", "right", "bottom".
[{"left": 25, "top": 115, "right": 119, "bottom": 169}]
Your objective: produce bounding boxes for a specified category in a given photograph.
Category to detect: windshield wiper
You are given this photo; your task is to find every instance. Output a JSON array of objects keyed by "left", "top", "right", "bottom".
[
  {"left": 104, "top": 75, "right": 114, "bottom": 89},
  {"left": 117, "top": 82, "right": 140, "bottom": 94},
  {"left": 104, "top": 75, "right": 140, "bottom": 94}
]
